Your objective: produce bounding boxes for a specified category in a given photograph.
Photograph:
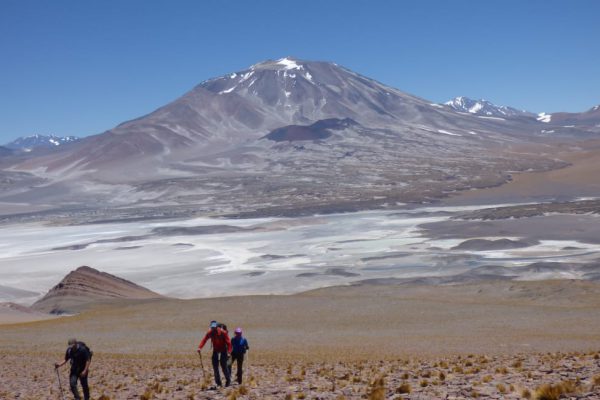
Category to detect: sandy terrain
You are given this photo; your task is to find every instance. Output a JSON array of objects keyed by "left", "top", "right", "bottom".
[
  {"left": 442, "top": 139, "right": 600, "bottom": 206},
  {"left": 0, "top": 302, "right": 57, "bottom": 324},
  {"left": 1, "top": 280, "right": 600, "bottom": 398}
]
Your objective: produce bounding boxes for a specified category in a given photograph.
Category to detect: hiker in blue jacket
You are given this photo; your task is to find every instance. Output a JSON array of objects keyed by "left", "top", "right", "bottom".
[{"left": 230, "top": 327, "right": 250, "bottom": 384}]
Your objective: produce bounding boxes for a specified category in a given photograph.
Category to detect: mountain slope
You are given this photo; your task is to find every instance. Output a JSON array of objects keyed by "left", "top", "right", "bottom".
[
  {"left": 31, "top": 266, "right": 163, "bottom": 314},
  {"left": 0, "top": 146, "right": 12, "bottom": 157},
  {"left": 15, "top": 58, "right": 553, "bottom": 175},
  {"left": 0, "top": 57, "right": 589, "bottom": 217},
  {"left": 537, "top": 105, "right": 600, "bottom": 129}
]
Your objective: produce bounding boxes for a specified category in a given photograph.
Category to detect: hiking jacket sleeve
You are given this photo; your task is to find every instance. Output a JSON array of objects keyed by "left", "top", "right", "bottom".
[
  {"left": 198, "top": 330, "right": 211, "bottom": 350},
  {"left": 225, "top": 331, "right": 232, "bottom": 353}
]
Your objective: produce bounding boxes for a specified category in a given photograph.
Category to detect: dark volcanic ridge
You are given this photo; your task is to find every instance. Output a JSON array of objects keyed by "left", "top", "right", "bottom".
[
  {"left": 264, "top": 118, "right": 358, "bottom": 142},
  {"left": 31, "top": 266, "right": 163, "bottom": 314}
]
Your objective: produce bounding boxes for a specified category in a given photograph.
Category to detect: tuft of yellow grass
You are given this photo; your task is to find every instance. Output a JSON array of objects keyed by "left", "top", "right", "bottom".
[
  {"left": 396, "top": 382, "right": 411, "bottom": 394},
  {"left": 496, "top": 383, "right": 506, "bottom": 393},
  {"left": 367, "top": 376, "right": 385, "bottom": 400},
  {"left": 438, "top": 371, "right": 446, "bottom": 381},
  {"left": 534, "top": 381, "right": 577, "bottom": 400}
]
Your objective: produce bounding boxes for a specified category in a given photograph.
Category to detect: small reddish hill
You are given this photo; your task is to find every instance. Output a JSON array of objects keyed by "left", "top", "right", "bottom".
[{"left": 31, "top": 266, "right": 163, "bottom": 314}]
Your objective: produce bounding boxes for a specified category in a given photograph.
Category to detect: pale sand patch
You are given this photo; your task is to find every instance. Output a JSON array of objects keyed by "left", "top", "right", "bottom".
[{"left": 443, "top": 139, "right": 600, "bottom": 205}]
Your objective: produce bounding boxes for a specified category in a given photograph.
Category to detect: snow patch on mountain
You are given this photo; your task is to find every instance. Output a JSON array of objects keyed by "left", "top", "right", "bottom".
[
  {"left": 537, "top": 112, "right": 552, "bottom": 123},
  {"left": 277, "top": 57, "right": 305, "bottom": 71},
  {"left": 438, "top": 129, "right": 461, "bottom": 136}
]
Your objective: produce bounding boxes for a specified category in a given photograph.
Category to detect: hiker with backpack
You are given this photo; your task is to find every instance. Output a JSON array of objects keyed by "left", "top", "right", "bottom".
[
  {"left": 230, "top": 327, "right": 250, "bottom": 384},
  {"left": 54, "top": 338, "right": 92, "bottom": 400},
  {"left": 198, "top": 320, "right": 232, "bottom": 387}
]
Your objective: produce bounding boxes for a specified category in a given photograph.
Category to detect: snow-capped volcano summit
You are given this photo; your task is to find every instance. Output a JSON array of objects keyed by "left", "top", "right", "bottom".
[
  {"left": 444, "top": 96, "right": 534, "bottom": 119},
  {"left": 5, "top": 57, "right": 580, "bottom": 216},
  {"left": 252, "top": 57, "right": 308, "bottom": 71}
]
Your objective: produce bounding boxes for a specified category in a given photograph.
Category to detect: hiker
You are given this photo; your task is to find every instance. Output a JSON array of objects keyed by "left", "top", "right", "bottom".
[
  {"left": 198, "top": 320, "right": 232, "bottom": 387},
  {"left": 54, "top": 338, "right": 92, "bottom": 400},
  {"left": 230, "top": 327, "right": 250, "bottom": 384}
]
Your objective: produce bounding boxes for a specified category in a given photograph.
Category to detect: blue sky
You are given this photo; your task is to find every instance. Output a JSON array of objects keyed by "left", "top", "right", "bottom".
[{"left": 1, "top": 0, "right": 599, "bottom": 143}]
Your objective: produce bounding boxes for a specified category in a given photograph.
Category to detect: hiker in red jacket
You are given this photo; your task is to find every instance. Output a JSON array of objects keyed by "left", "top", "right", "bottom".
[{"left": 198, "top": 321, "right": 232, "bottom": 387}]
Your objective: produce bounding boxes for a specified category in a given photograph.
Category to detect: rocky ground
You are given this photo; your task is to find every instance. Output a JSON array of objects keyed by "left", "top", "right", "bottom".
[{"left": 1, "top": 350, "right": 600, "bottom": 399}]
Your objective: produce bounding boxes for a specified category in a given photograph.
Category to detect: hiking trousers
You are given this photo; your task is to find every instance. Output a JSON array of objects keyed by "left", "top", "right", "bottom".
[
  {"left": 69, "top": 372, "right": 90, "bottom": 400},
  {"left": 231, "top": 352, "right": 245, "bottom": 384},
  {"left": 211, "top": 351, "right": 231, "bottom": 386}
]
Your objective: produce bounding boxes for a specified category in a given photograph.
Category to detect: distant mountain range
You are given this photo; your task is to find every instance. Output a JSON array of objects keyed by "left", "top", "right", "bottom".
[
  {"left": 441, "top": 96, "right": 600, "bottom": 128},
  {"left": 443, "top": 96, "right": 535, "bottom": 119},
  {"left": 4, "top": 134, "right": 80, "bottom": 152},
  {"left": 0, "top": 57, "right": 598, "bottom": 218}
]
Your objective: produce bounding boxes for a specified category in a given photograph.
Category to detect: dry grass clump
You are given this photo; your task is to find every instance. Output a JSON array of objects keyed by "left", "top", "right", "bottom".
[
  {"left": 140, "top": 389, "right": 153, "bottom": 400},
  {"left": 495, "top": 366, "right": 509, "bottom": 374},
  {"left": 367, "top": 376, "right": 385, "bottom": 400},
  {"left": 534, "top": 380, "right": 577, "bottom": 400},
  {"left": 396, "top": 382, "right": 411, "bottom": 394},
  {"left": 522, "top": 388, "right": 532, "bottom": 398},
  {"left": 438, "top": 370, "right": 446, "bottom": 381}
]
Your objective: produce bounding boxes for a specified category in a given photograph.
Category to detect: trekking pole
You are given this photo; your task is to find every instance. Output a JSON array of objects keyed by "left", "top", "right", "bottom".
[
  {"left": 198, "top": 351, "right": 205, "bottom": 381},
  {"left": 55, "top": 367, "right": 65, "bottom": 400},
  {"left": 246, "top": 351, "right": 251, "bottom": 381}
]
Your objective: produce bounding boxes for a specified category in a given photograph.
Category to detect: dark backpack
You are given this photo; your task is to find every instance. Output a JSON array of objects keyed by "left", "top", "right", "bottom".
[
  {"left": 216, "top": 322, "right": 228, "bottom": 332},
  {"left": 78, "top": 341, "right": 93, "bottom": 360}
]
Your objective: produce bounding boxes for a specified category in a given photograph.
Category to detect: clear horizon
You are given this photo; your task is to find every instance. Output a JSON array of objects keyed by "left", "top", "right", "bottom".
[{"left": 1, "top": 0, "right": 599, "bottom": 143}]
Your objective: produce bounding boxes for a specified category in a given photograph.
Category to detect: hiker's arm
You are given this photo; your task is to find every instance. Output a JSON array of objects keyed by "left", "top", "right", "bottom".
[
  {"left": 225, "top": 333, "right": 232, "bottom": 354},
  {"left": 197, "top": 332, "right": 209, "bottom": 352},
  {"left": 55, "top": 351, "right": 69, "bottom": 368},
  {"left": 81, "top": 359, "right": 91, "bottom": 377}
]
